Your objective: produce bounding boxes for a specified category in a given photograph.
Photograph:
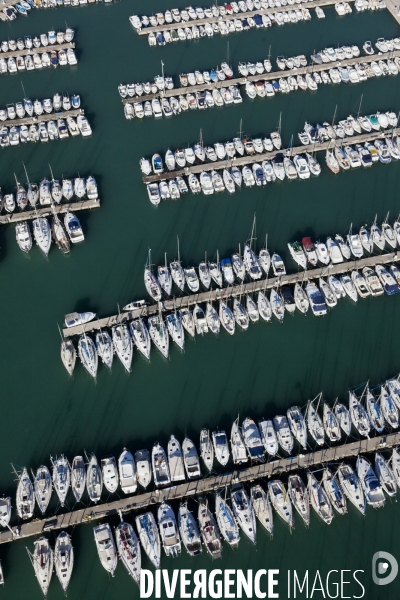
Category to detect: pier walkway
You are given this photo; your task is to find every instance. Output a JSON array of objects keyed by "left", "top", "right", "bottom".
[
  {"left": 0, "top": 198, "right": 100, "bottom": 225},
  {"left": 385, "top": 0, "right": 400, "bottom": 24},
  {"left": 7, "top": 108, "right": 84, "bottom": 128},
  {"left": 142, "top": 127, "right": 400, "bottom": 184},
  {"left": 0, "top": 430, "right": 398, "bottom": 545},
  {"left": 62, "top": 250, "right": 399, "bottom": 337},
  {"left": 123, "top": 49, "right": 400, "bottom": 108},
  {"left": 0, "top": 41, "right": 75, "bottom": 60}
]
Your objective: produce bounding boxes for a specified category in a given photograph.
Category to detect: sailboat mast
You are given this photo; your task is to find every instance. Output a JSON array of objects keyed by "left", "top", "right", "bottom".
[{"left": 177, "top": 236, "right": 181, "bottom": 264}]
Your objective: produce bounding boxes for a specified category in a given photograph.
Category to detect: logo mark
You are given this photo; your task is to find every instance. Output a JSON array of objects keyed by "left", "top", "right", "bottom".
[{"left": 372, "top": 552, "right": 398, "bottom": 586}]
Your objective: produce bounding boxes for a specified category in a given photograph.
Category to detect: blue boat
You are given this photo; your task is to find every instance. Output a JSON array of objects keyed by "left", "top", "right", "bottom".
[
  {"left": 15, "top": 4, "right": 27, "bottom": 15},
  {"left": 210, "top": 69, "right": 218, "bottom": 83},
  {"left": 254, "top": 13, "right": 263, "bottom": 26}
]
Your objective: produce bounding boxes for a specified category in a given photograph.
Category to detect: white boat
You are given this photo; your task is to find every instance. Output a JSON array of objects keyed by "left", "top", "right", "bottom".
[
  {"left": 319, "top": 278, "right": 337, "bottom": 307},
  {"left": 199, "top": 429, "right": 214, "bottom": 472},
  {"left": 357, "top": 456, "right": 385, "bottom": 508},
  {"left": 95, "top": 330, "right": 113, "bottom": 369},
  {"left": 54, "top": 531, "right": 74, "bottom": 593},
  {"left": 271, "top": 253, "right": 286, "bottom": 276},
  {"left": 61, "top": 339, "right": 76, "bottom": 376},
  {"left": 135, "top": 512, "right": 161, "bottom": 569},
  {"left": 322, "top": 468, "right": 347, "bottom": 514},
  {"left": 334, "top": 403, "right": 351, "bottom": 436},
  {"left": 270, "top": 288, "right": 285, "bottom": 322},
  {"left": 230, "top": 484, "right": 256, "bottom": 544},
  {"left": 144, "top": 267, "right": 162, "bottom": 301},
  {"left": 166, "top": 312, "right": 185, "bottom": 350},
  {"left": 158, "top": 256, "right": 172, "bottom": 295},
  {"left": 215, "top": 494, "right": 240, "bottom": 548},
  {"left": 178, "top": 503, "right": 202, "bottom": 556},
  {"left": 32, "top": 217, "right": 51, "bottom": 255},
  {"left": 258, "top": 419, "right": 278, "bottom": 456},
  {"left": 15, "top": 222, "right": 32, "bottom": 253},
  {"left": 158, "top": 502, "right": 181, "bottom": 557},
  {"left": 182, "top": 438, "right": 201, "bottom": 479},
  {"left": 206, "top": 302, "right": 220, "bottom": 335},
  {"left": 231, "top": 418, "right": 248, "bottom": 465},
  {"left": 51, "top": 456, "right": 70, "bottom": 507},
  {"left": 101, "top": 456, "right": 119, "bottom": 494},
  {"left": 337, "top": 463, "right": 365, "bottom": 514},
  {"left": 307, "top": 401, "right": 325, "bottom": 446},
  {"left": 243, "top": 244, "right": 262, "bottom": 280},
  {"left": 340, "top": 275, "right": 358, "bottom": 302},
  {"left": 71, "top": 456, "right": 86, "bottom": 502},
  {"left": 32, "top": 466, "right": 52, "bottom": 515},
  {"left": 78, "top": 334, "right": 98, "bottom": 379},
  {"left": 287, "top": 406, "right": 307, "bottom": 449},
  {"left": 251, "top": 485, "right": 274, "bottom": 535},
  {"left": 287, "top": 241, "right": 307, "bottom": 269},
  {"left": 365, "top": 389, "right": 385, "bottom": 433},
  {"left": 115, "top": 520, "right": 141, "bottom": 585},
  {"left": 0, "top": 497, "right": 11, "bottom": 528},
  {"left": 86, "top": 453, "right": 102, "bottom": 503},
  {"left": 380, "top": 386, "right": 399, "bottom": 428},
  {"left": 273, "top": 415, "right": 293, "bottom": 453},
  {"left": 268, "top": 480, "right": 294, "bottom": 528},
  {"left": 288, "top": 474, "right": 310, "bottom": 526},
  {"left": 212, "top": 430, "right": 230, "bottom": 465},
  {"left": 326, "top": 237, "right": 343, "bottom": 264},
  {"left": 31, "top": 538, "right": 53, "bottom": 596},
  {"left": 112, "top": 325, "right": 133, "bottom": 373},
  {"left": 152, "top": 443, "right": 170, "bottom": 487},
  {"left": 391, "top": 447, "right": 400, "bottom": 489},
  {"left": 375, "top": 453, "right": 397, "bottom": 497},
  {"left": 64, "top": 212, "right": 84, "bottom": 243},
  {"left": 135, "top": 450, "right": 152, "bottom": 489},
  {"left": 257, "top": 291, "right": 272, "bottom": 321},
  {"left": 93, "top": 523, "right": 117, "bottom": 576},
  {"left": 323, "top": 403, "right": 341, "bottom": 442},
  {"left": 199, "top": 262, "right": 211, "bottom": 288},
  {"left": 219, "top": 300, "right": 235, "bottom": 335},
  {"left": 387, "top": 377, "right": 400, "bottom": 409},
  {"left": 168, "top": 435, "right": 185, "bottom": 482},
  {"left": 349, "top": 391, "right": 370, "bottom": 437},
  {"left": 148, "top": 315, "right": 169, "bottom": 358},
  {"left": 130, "top": 318, "right": 151, "bottom": 359},
  {"left": 198, "top": 499, "right": 222, "bottom": 559},
  {"left": 308, "top": 472, "right": 334, "bottom": 524},
  {"left": 64, "top": 311, "right": 96, "bottom": 328},
  {"left": 118, "top": 449, "right": 137, "bottom": 494}
]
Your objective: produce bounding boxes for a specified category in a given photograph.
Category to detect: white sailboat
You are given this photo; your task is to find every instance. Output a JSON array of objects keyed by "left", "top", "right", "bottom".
[
  {"left": 95, "top": 330, "right": 114, "bottom": 369},
  {"left": 307, "top": 398, "right": 325, "bottom": 446},
  {"left": 199, "top": 429, "right": 214, "bottom": 472},
  {"left": 349, "top": 391, "right": 370, "bottom": 437},
  {"left": 86, "top": 453, "right": 102, "bottom": 503},
  {"left": 33, "top": 466, "right": 52, "bottom": 514},
  {"left": 135, "top": 512, "right": 161, "bottom": 569},
  {"left": 288, "top": 474, "right": 310, "bottom": 526},
  {"left": 130, "top": 318, "right": 151, "bottom": 359},
  {"left": 258, "top": 419, "right": 278, "bottom": 456},
  {"left": 112, "top": 324, "right": 133, "bottom": 372},
  {"left": 219, "top": 301, "right": 235, "bottom": 335},
  {"left": 16, "top": 467, "right": 35, "bottom": 520},
  {"left": 118, "top": 449, "right": 137, "bottom": 494},
  {"left": 337, "top": 464, "right": 365, "bottom": 514},
  {"left": 323, "top": 403, "right": 341, "bottom": 442},
  {"left": 30, "top": 538, "right": 53, "bottom": 597},
  {"left": 115, "top": 518, "right": 141, "bottom": 585},
  {"left": 32, "top": 216, "right": 52, "bottom": 255},
  {"left": 71, "top": 456, "right": 86, "bottom": 502},
  {"left": 182, "top": 438, "right": 201, "bottom": 479},
  {"left": 375, "top": 453, "right": 397, "bottom": 497},
  {"left": 334, "top": 402, "right": 351, "bottom": 436},
  {"left": 268, "top": 480, "right": 294, "bottom": 528},
  {"left": 287, "top": 406, "right": 307, "bottom": 449},
  {"left": 54, "top": 531, "right": 74, "bottom": 594},
  {"left": 135, "top": 450, "right": 152, "bottom": 489},
  {"left": 357, "top": 456, "right": 385, "bottom": 508},
  {"left": 231, "top": 484, "right": 256, "bottom": 544},
  {"left": 308, "top": 472, "right": 334, "bottom": 525},
  {"left": 215, "top": 494, "right": 240, "bottom": 548},
  {"left": 145, "top": 250, "right": 162, "bottom": 301},
  {"left": 230, "top": 417, "right": 248, "bottom": 465},
  {"left": 178, "top": 503, "right": 202, "bottom": 556},
  {"left": 52, "top": 455, "right": 70, "bottom": 506},
  {"left": 158, "top": 253, "right": 172, "bottom": 295},
  {"left": 212, "top": 430, "right": 230, "bottom": 466},
  {"left": 93, "top": 523, "right": 117, "bottom": 576},
  {"left": 78, "top": 333, "right": 98, "bottom": 379},
  {"left": 148, "top": 314, "right": 169, "bottom": 358},
  {"left": 273, "top": 415, "right": 293, "bottom": 453},
  {"left": 322, "top": 468, "right": 347, "bottom": 514},
  {"left": 251, "top": 485, "right": 274, "bottom": 535},
  {"left": 168, "top": 435, "right": 185, "bottom": 482}
]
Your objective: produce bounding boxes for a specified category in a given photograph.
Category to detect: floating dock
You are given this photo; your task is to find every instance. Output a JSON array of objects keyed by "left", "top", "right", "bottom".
[
  {"left": 62, "top": 250, "right": 399, "bottom": 337},
  {"left": 3, "top": 108, "right": 84, "bottom": 128},
  {"left": 136, "top": 0, "right": 355, "bottom": 35},
  {"left": 123, "top": 49, "right": 400, "bottom": 108},
  {"left": 0, "top": 198, "right": 100, "bottom": 225},
  {"left": 142, "top": 127, "right": 400, "bottom": 184},
  {"left": 0, "top": 430, "right": 397, "bottom": 545},
  {"left": 0, "top": 41, "right": 75, "bottom": 60}
]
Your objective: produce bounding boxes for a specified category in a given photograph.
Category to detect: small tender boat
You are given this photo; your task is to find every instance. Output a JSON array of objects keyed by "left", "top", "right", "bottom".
[{"left": 93, "top": 523, "right": 117, "bottom": 576}]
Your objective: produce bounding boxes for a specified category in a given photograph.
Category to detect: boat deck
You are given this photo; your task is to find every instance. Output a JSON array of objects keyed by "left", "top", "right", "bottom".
[
  {"left": 62, "top": 250, "right": 399, "bottom": 337},
  {"left": 1, "top": 430, "right": 397, "bottom": 545},
  {"left": 123, "top": 49, "right": 400, "bottom": 107},
  {"left": 0, "top": 41, "right": 75, "bottom": 59},
  {"left": 0, "top": 198, "right": 101, "bottom": 225}
]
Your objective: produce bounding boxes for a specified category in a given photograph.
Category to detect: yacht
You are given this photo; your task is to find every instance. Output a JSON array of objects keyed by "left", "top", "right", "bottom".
[
  {"left": 349, "top": 391, "right": 370, "bottom": 437},
  {"left": 54, "top": 531, "right": 74, "bottom": 594},
  {"left": 64, "top": 311, "right": 96, "bottom": 328},
  {"left": 288, "top": 474, "right": 310, "bottom": 526},
  {"left": 170, "top": 260, "right": 185, "bottom": 290},
  {"left": 230, "top": 484, "right": 256, "bottom": 544},
  {"left": 251, "top": 485, "right": 274, "bottom": 535},
  {"left": 273, "top": 415, "right": 293, "bottom": 453},
  {"left": 335, "top": 234, "right": 351, "bottom": 259},
  {"left": 268, "top": 480, "right": 294, "bottom": 528},
  {"left": 334, "top": 403, "right": 351, "bottom": 436},
  {"left": 322, "top": 468, "right": 347, "bottom": 514},
  {"left": 15, "top": 223, "right": 32, "bottom": 253},
  {"left": 78, "top": 334, "right": 98, "bottom": 379},
  {"left": 115, "top": 520, "right": 141, "bottom": 585},
  {"left": 199, "top": 429, "right": 214, "bottom": 472},
  {"left": 308, "top": 472, "right": 334, "bottom": 524},
  {"left": 193, "top": 304, "right": 208, "bottom": 335},
  {"left": 375, "top": 264, "right": 398, "bottom": 295},
  {"left": 117, "top": 449, "right": 136, "bottom": 494},
  {"left": 258, "top": 419, "right": 278, "bottom": 456},
  {"left": 64, "top": 212, "right": 84, "bottom": 243},
  {"left": 152, "top": 443, "right": 170, "bottom": 487},
  {"left": 135, "top": 512, "right": 161, "bottom": 569},
  {"left": 95, "top": 331, "right": 113, "bottom": 369},
  {"left": 285, "top": 406, "right": 307, "bottom": 449},
  {"left": 199, "top": 262, "right": 211, "bottom": 288},
  {"left": 221, "top": 258, "right": 235, "bottom": 284},
  {"left": 158, "top": 260, "right": 172, "bottom": 295},
  {"left": 232, "top": 252, "right": 245, "bottom": 280},
  {"left": 52, "top": 216, "right": 70, "bottom": 254},
  {"left": 380, "top": 386, "right": 399, "bottom": 428},
  {"left": 206, "top": 302, "right": 220, "bottom": 335},
  {"left": 135, "top": 449, "right": 152, "bottom": 489},
  {"left": 32, "top": 217, "right": 51, "bottom": 255},
  {"left": 0, "top": 497, "right": 11, "bottom": 528},
  {"left": 166, "top": 312, "right": 185, "bottom": 350},
  {"left": 323, "top": 403, "right": 341, "bottom": 442},
  {"left": 319, "top": 278, "right": 337, "bottom": 308},
  {"left": 340, "top": 275, "right": 358, "bottom": 302},
  {"left": 301, "top": 237, "right": 318, "bottom": 266},
  {"left": 337, "top": 464, "right": 365, "bottom": 514},
  {"left": 32, "top": 538, "right": 53, "bottom": 596},
  {"left": 365, "top": 389, "right": 385, "bottom": 433},
  {"left": 387, "top": 377, "right": 400, "bottom": 408},
  {"left": 86, "top": 453, "right": 102, "bottom": 503},
  {"left": 112, "top": 325, "right": 133, "bottom": 373},
  {"left": 71, "top": 456, "right": 86, "bottom": 502},
  {"left": 33, "top": 466, "right": 52, "bottom": 514},
  {"left": 130, "top": 318, "right": 151, "bottom": 359},
  {"left": 52, "top": 456, "right": 70, "bottom": 506},
  {"left": 257, "top": 291, "right": 272, "bottom": 321},
  {"left": 271, "top": 253, "right": 286, "bottom": 276},
  {"left": 148, "top": 315, "right": 169, "bottom": 358},
  {"left": 61, "top": 340, "right": 76, "bottom": 376},
  {"left": 158, "top": 502, "right": 181, "bottom": 557},
  {"left": 233, "top": 298, "right": 249, "bottom": 330},
  {"left": 357, "top": 456, "right": 385, "bottom": 508},
  {"left": 215, "top": 494, "right": 240, "bottom": 548},
  {"left": 375, "top": 453, "right": 397, "bottom": 497},
  {"left": 101, "top": 456, "right": 119, "bottom": 493},
  {"left": 231, "top": 418, "right": 248, "bottom": 464},
  {"left": 307, "top": 401, "right": 325, "bottom": 445},
  {"left": 184, "top": 266, "right": 200, "bottom": 292},
  {"left": 241, "top": 418, "right": 264, "bottom": 461},
  {"left": 94, "top": 523, "right": 117, "bottom": 576},
  {"left": 144, "top": 267, "right": 162, "bottom": 301},
  {"left": 352, "top": 271, "right": 370, "bottom": 298},
  {"left": 212, "top": 430, "right": 230, "bottom": 465},
  {"left": 168, "top": 435, "right": 185, "bottom": 482},
  {"left": 243, "top": 244, "right": 262, "bottom": 280},
  {"left": 219, "top": 301, "right": 235, "bottom": 335},
  {"left": 209, "top": 261, "right": 223, "bottom": 287},
  {"left": 198, "top": 499, "right": 222, "bottom": 559},
  {"left": 287, "top": 241, "right": 307, "bottom": 269},
  {"left": 182, "top": 438, "right": 201, "bottom": 479},
  {"left": 178, "top": 503, "right": 202, "bottom": 556}
]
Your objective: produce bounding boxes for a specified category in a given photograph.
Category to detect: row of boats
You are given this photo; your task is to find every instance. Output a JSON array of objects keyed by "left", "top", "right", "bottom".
[
  {"left": 0, "top": 46, "right": 77, "bottom": 73},
  {"left": 1, "top": 173, "right": 98, "bottom": 213},
  {"left": 0, "top": 28, "right": 75, "bottom": 54},
  {"left": 310, "top": 37, "right": 400, "bottom": 66},
  {"left": 0, "top": 93, "right": 81, "bottom": 122},
  {"left": 2, "top": 0, "right": 111, "bottom": 20},
  {"left": 0, "top": 114, "right": 91, "bottom": 146},
  {"left": 15, "top": 211, "right": 85, "bottom": 255}
]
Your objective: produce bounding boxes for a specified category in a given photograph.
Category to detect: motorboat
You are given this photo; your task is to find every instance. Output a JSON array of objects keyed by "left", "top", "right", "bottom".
[
  {"left": 182, "top": 438, "right": 201, "bottom": 479},
  {"left": 135, "top": 450, "right": 152, "bottom": 489},
  {"left": 230, "top": 484, "right": 256, "bottom": 544},
  {"left": 31, "top": 538, "right": 53, "bottom": 596},
  {"left": 327, "top": 276, "right": 346, "bottom": 299},
  {"left": 287, "top": 241, "right": 307, "bottom": 269},
  {"left": 170, "top": 260, "right": 185, "bottom": 290},
  {"left": 179, "top": 308, "right": 195, "bottom": 338},
  {"left": 15, "top": 222, "right": 32, "bottom": 253},
  {"left": 54, "top": 531, "right": 74, "bottom": 594},
  {"left": 337, "top": 464, "right": 365, "bottom": 514},
  {"left": 64, "top": 311, "right": 96, "bottom": 328},
  {"left": 306, "top": 282, "right": 327, "bottom": 316},
  {"left": 231, "top": 418, "right": 248, "bottom": 465},
  {"left": 33, "top": 466, "right": 52, "bottom": 514},
  {"left": 323, "top": 404, "right": 341, "bottom": 442},
  {"left": 335, "top": 234, "right": 351, "bottom": 259},
  {"left": 242, "top": 418, "right": 264, "bottom": 460},
  {"left": 307, "top": 401, "right": 325, "bottom": 446},
  {"left": 258, "top": 419, "right": 278, "bottom": 456},
  {"left": 271, "top": 253, "right": 286, "bottom": 276},
  {"left": 112, "top": 325, "right": 133, "bottom": 373},
  {"left": 340, "top": 275, "right": 358, "bottom": 302},
  {"left": 221, "top": 258, "right": 235, "bottom": 284},
  {"left": 178, "top": 503, "right": 202, "bottom": 556},
  {"left": 64, "top": 212, "right": 84, "bottom": 243},
  {"left": 268, "top": 480, "right": 294, "bottom": 528},
  {"left": 319, "top": 278, "right": 337, "bottom": 308},
  {"left": 193, "top": 304, "right": 208, "bottom": 335},
  {"left": 251, "top": 485, "right": 274, "bottom": 535},
  {"left": 71, "top": 456, "right": 86, "bottom": 502},
  {"left": 93, "top": 523, "right": 117, "bottom": 576},
  {"left": 375, "top": 264, "right": 398, "bottom": 295},
  {"left": 101, "top": 456, "right": 119, "bottom": 494},
  {"left": 357, "top": 456, "right": 385, "bottom": 508},
  {"left": 167, "top": 436, "right": 185, "bottom": 482},
  {"left": 349, "top": 391, "right": 370, "bottom": 437},
  {"left": 301, "top": 237, "right": 318, "bottom": 266},
  {"left": 212, "top": 430, "right": 230, "bottom": 465},
  {"left": 287, "top": 406, "right": 307, "bottom": 449},
  {"left": 198, "top": 499, "right": 222, "bottom": 559},
  {"left": 184, "top": 267, "right": 200, "bottom": 292},
  {"left": 52, "top": 455, "right": 70, "bottom": 506},
  {"left": 115, "top": 520, "right": 140, "bottom": 585},
  {"left": 0, "top": 497, "right": 11, "bottom": 529},
  {"left": 273, "top": 415, "right": 293, "bottom": 453},
  {"left": 308, "top": 472, "right": 334, "bottom": 524},
  {"left": 288, "top": 474, "right": 310, "bottom": 526},
  {"left": 352, "top": 271, "right": 370, "bottom": 298},
  {"left": 347, "top": 233, "right": 363, "bottom": 259},
  {"left": 158, "top": 502, "right": 181, "bottom": 558},
  {"left": 152, "top": 443, "right": 170, "bottom": 487},
  {"left": 215, "top": 494, "right": 240, "bottom": 548},
  {"left": 86, "top": 453, "right": 102, "bottom": 503}
]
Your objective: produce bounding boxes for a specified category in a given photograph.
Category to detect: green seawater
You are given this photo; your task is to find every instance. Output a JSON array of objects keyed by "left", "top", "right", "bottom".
[{"left": 1, "top": 2, "right": 400, "bottom": 598}]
